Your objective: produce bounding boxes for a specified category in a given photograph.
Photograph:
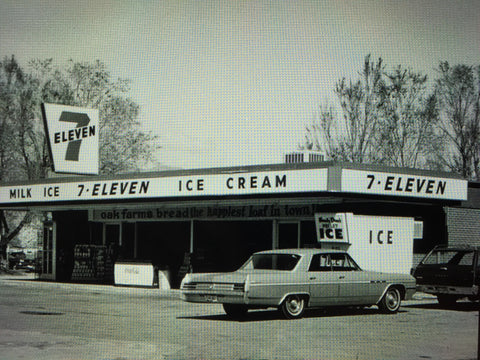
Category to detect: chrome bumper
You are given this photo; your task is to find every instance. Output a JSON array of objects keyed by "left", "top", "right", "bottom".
[{"left": 180, "top": 290, "right": 246, "bottom": 304}]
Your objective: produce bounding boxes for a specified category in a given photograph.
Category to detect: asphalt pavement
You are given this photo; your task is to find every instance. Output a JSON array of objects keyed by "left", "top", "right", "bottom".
[{"left": 0, "top": 272, "right": 476, "bottom": 360}]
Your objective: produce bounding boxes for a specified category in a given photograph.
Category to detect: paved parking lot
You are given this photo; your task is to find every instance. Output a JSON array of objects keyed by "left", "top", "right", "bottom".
[{"left": 0, "top": 274, "right": 478, "bottom": 360}]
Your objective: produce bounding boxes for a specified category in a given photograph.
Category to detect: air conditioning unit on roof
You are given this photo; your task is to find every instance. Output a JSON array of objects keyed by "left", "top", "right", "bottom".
[{"left": 284, "top": 150, "right": 325, "bottom": 164}]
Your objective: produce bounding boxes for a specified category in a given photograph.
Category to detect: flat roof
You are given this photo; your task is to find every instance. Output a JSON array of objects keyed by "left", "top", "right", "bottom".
[
  {"left": 0, "top": 161, "right": 469, "bottom": 209},
  {"left": 0, "top": 161, "right": 465, "bottom": 187}
]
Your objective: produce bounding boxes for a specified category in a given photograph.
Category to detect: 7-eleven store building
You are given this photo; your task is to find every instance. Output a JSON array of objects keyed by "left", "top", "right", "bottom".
[{"left": 0, "top": 162, "right": 475, "bottom": 288}]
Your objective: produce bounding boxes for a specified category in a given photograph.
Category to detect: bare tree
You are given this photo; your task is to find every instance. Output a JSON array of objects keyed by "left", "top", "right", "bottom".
[
  {"left": 302, "top": 56, "right": 443, "bottom": 170},
  {"left": 302, "top": 55, "right": 384, "bottom": 162},
  {"left": 376, "top": 66, "right": 441, "bottom": 168},
  {"left": 435, "top": 62, "right": 480, "bottom": 180},
  {"left": 333, "top": 55, "right": 384, "bottom": 163},
  {"left": 303, "top": 103, "right": 337, "bottom": 158}
]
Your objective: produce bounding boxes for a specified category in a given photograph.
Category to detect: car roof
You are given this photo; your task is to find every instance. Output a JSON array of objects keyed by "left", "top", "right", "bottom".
[
  {"left": 254, "top": 248, "right": 346, "bottom": 256},
  {"left": 431, "top": 245, "right": 480, "bottom": 251}
]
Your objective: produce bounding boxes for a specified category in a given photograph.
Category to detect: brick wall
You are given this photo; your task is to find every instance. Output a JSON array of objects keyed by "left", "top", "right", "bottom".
[
  {"left": 412, "top": 253, "right": 426, "bottom": 268},
  {"left": 445, "top": 207, "right": 480, "bottom": 247}
]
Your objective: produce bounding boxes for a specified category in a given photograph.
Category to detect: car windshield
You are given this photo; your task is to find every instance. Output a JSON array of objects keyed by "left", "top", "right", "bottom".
[{"left": 242, "top": 253, "right": 301, "bottom": 271}]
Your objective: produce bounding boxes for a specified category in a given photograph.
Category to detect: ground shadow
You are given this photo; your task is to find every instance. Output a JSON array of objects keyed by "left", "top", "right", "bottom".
[
  {"left": 178, "top": 306, "right": 406, "bottom": 322},
  {"left": 404, "top": 301, "right": 478, "bottom": 312}
]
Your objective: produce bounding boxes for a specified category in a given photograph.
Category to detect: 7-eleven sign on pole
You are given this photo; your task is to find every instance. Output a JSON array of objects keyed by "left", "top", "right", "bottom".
[{"left": 42, "top": 103, "right": 99, "bottom": 175}]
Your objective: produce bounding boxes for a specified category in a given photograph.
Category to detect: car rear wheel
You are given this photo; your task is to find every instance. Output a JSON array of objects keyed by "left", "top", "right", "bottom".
[
  {"left": 222, "top": 304, "right": 248, "bottom": 319},
  {"left": 378, "top": 287, "right": 401, "bottom": 313},
  {"left": 280, "top": 294, "right": 306, "bottom": 319}
]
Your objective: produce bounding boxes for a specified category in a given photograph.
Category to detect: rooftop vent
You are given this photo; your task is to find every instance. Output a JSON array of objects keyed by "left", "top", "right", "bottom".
[{"left": 285, "top": 151, "right": 325, "bottom": 164}]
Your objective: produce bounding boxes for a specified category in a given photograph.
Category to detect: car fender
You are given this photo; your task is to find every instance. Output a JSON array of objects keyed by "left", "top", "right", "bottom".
[
  {"left": 278, "top": 292, "right": 311, "bottom": 307},
  {"left": 376, "top": 284, "right": 405, "bottom": 304}
]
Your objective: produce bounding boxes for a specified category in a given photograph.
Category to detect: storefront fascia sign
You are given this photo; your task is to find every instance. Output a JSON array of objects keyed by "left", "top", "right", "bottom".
[
  {"left": 341, "top": 169, "right": 468, "bottom": 201},
  {"left": 0, "top": 168, "right": 328, "bottom": 205},
  {"left": 90, "top": 203, "right": 333, "bottom": 222},
  {"left": 315, "top": 212, "right": 351, "bottom": 245}
]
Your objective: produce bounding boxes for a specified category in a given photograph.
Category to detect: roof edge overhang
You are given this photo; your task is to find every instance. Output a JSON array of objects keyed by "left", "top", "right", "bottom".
[
  {"left": 0, "top": 161, "right": 466, "bottom": 187},
  {"left": 0, "top": 161, "right": 469, "bottom": 210}
]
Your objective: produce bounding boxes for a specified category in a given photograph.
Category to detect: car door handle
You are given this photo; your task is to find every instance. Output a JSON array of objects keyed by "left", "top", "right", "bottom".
[
  {"left": 339, "top": 276, "right": 345, "bottom": 279},
  {"left": 440, "top": 267, "right": 448, "bottom": 270},
  {"left": 309, "top": 276, "right": 316, "bottom": 280}
]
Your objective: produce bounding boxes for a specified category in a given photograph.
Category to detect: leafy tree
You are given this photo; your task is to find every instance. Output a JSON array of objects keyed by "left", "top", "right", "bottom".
[
  {"left": 0, "top": 56, "right": 48, "bottom": 182},
  {"left": 29, "top": 59, "right": 159, "bottom": 174},
  {"left": 0, "top": 56, "right": 41, "bottom": 264},
  {"left": 0, "top": 56, "right": 159, "bottom": 263},
  {"left": 434, "top": 62, "right": 480, "bottom": 180}
]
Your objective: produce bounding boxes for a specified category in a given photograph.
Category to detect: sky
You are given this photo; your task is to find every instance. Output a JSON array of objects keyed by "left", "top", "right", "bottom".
[{"left": 1, "top": 0, "right": 479, "bottom": 169}]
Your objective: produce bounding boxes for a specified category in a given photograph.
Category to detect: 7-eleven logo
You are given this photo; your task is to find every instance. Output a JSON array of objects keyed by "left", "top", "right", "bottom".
[
  {"left": 54, "top": 111, "right": 95, "bottom": 161},
  {"left": 42, "top": 103, "right": 99, "bottom": 175}
]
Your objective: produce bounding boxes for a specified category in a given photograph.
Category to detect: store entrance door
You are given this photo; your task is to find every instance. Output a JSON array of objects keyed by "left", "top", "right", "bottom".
[
  {"left": 103, "top": 223, "right": 121, "bottom": 265},
  {"left": 40, "top": 221, "right": 56, "bottom": 280},
  {"left": 278, "top": 222, "right": 300, "bottom": 249}
]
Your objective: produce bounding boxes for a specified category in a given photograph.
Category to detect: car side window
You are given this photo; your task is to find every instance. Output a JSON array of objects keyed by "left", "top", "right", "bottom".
[
  {"left": 457, "top": 251, "right": 474, "bottom": 266},
  {"left": 331, "top": 253, "right": 359, "bottom": 271},
  {"left": 308, "top": 254, "right": 331, "bottom": 272},
  {"left": 331, "top": 253, "right": 346, "bottom": 271}
]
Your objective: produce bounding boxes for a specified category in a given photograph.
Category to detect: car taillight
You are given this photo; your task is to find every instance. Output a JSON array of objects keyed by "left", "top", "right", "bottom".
[{"left": 180, "top": 273, "right": 191, "bottom": 289}]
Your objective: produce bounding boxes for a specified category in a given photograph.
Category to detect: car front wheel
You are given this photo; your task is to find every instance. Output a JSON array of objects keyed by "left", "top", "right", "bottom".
[
  {"left": 378, "top": 287, "right": 401, "bottom": 313},
  {"left": 281, "top": 294, "right": 306, "bottom": 319}
]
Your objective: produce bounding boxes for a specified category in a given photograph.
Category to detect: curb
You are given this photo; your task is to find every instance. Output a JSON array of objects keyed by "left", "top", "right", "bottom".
[{"left": 0, "top": 275, "right": 181, "bottom": 298}]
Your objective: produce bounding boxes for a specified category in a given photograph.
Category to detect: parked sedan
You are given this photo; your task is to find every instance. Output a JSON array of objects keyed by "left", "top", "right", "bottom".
[{"left": 180, "top": 248, "right": 416, "bottom": 319}]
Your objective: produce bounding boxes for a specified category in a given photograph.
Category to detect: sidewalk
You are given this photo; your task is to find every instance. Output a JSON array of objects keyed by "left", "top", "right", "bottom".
[{"left": 0, "top": 271, "right": 181, "bottom": 298}]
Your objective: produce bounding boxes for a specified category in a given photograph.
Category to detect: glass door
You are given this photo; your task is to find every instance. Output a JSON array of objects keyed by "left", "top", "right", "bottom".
[{"left": 40, "top": 221, "right": 56, "bottom": 279}]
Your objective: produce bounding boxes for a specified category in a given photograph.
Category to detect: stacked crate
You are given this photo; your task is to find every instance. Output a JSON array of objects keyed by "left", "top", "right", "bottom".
[
  {"left": 71, "top": 245, "right": 113, "bottom": 282},
  {"left": 104, "top": 245, "right": 115, "bottom": 283},
  {"left": 71, "top": 245, "right": 95, "bottom": 281}
]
